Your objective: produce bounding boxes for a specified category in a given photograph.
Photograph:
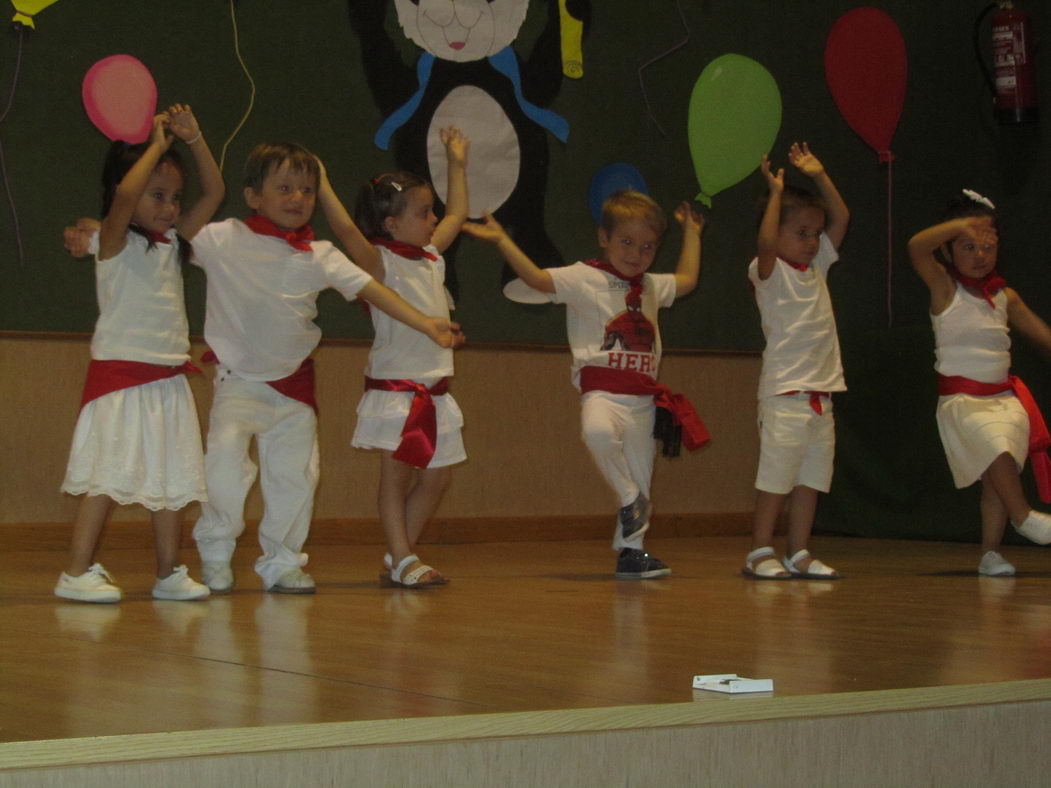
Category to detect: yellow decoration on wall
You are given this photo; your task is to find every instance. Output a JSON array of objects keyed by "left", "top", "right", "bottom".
[
  {"left": 10, "top": 0, "right": 60, "bottom": 31},
  {"left": 559, "top": 0, "right": 584, "bottom": 79}
]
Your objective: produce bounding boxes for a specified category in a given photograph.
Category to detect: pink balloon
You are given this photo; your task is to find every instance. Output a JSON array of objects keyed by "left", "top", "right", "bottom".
[
  {"left": 824, "top": 8, "right": 907, "bottom": 162},
  {"left": 81, "top": 55, "right": 157, "bottom": 143}
]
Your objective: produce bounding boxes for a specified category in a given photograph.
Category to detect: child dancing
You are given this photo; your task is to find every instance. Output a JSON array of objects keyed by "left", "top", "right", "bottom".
[{"left": 908, "top": 190, "right": 1051, "bottom": 575}]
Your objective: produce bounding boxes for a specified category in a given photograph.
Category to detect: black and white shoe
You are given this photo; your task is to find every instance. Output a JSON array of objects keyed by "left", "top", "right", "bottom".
[
  {"left": 618, "top": 494, "right": 651, "bottom": 542},
  {"left": 615, "top": 548, "right": 671, "bottom": 579}
]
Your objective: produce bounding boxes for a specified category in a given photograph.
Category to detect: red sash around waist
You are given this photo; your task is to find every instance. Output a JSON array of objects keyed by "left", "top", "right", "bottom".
[
  {"left": 80, "top": 359, "right": 200, "bottom": 409},
  {"left": 939, "top": 374, "right": 1051, "bottom": 503},
  {"left": 780, "top": 390, "right": 831, "bottom": 415},
  {"left": 201, "top": 351, "right": 318, "bottom": 413},
  {"left": 579, "top": 366, "right": 710, "bottom": 454},
  {"left": 365, "top": 377, "right": 450, "bottom": 468}
]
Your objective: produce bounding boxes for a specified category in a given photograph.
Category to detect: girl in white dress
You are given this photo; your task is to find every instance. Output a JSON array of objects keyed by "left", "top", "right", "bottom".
[{"left": 56, "top": 106, "right": 224, "bottom": 602}]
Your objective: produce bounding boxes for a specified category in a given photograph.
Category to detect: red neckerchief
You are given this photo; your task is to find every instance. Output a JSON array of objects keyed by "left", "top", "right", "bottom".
[
  {"left": 142, "top": 229, "right": 171, "bottom": 244},
  {"left": 782, "top": 258, "right": 809, "bottom": 272},
  {"left": 243, "top": 213, "right": 314, "bottom": 251},
  {"left": 951, "top": 268, "right": 1006, "bottom": 309},
  {"left": 371, "top": 237, "right": 437, "bottom": 261},
  {"left": 584, "top": 258, "right": 643, "bottom": 307}
]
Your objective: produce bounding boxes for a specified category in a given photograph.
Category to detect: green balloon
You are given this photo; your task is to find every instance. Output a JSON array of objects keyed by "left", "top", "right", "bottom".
[{"left": 688, "top": 54, "right": 782, "bottom": 207}]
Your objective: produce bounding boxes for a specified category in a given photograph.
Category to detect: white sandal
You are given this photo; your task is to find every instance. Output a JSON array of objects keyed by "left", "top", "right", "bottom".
[
  {"left": 782, "top": 549, "right": 839, "bottom": 580},
  {"left": 742, "top": 546, "right": 790, "bottom": 580},
  {"left": 389, "top": 554, "right": 446, "bottom": 589}
]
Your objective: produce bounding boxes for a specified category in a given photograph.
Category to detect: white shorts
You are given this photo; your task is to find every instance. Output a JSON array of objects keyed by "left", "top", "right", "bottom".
[
  {"left": 62, "top": 375, "right": 206, "bottom": 510},
  {"left": 352, "top": 386, "right": 466, "bottom": 468},
  {"left": 754, "top": 393, "right": 835, "bottom": 495},
  {"left": 936, "top": 392, "right": 1028, "bottom": 488}
]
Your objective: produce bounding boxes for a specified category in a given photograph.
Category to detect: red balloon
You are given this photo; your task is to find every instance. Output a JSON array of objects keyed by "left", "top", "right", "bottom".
[
  {"left": 82, "top": 55, "right": 157, "bottom": 144},
  {"left": 824, "top": 8, "right": 907, "bottom": 162}
]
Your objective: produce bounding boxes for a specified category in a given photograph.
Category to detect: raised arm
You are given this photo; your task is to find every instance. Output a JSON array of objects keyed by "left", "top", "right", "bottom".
[
  {"left": 671, "top": 202, "right": 704, "bottom": 297},
  {"left": 430, "top": 127, "right": 470, "bottom": 254},
  {"left": 461, "top": 212, "right": 556, "bottom": 294},
  {"left": 1007, "top": 288, "right": 1051, "bottom": 358},
  {"left": 316, "top": 158, "right": 383, "bottom": 280},
  {"left": 788, "top": 142, "right": 849, "bottom": 249},
  {"left": 167, "top": 104, "right": 224, "bottom": 240},
  {"left": 356, "top": 279, "right": 464, "bottom": 349},
  {"left": 907, "top": 218, "right": 980, "bottom": 315},
  {"left": 98, "top": 114, "right": 173, "bottom": 260},
  {"left": 755, "top": 155, "right": 784, "bottom": 281}
]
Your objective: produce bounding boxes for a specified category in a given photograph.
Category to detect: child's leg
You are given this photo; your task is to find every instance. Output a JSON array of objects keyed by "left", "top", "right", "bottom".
[
  {"left": 254, "top": 399, "right": 319, "bottom": 588},
  {"left": 378, "top": 451, "right": 444, "bottom": 584},
  {"left": 979, "top": 474, "right": 1009, "bottom": 553},
  {"left": 786, "top": 485, "right": 819, "bottom": 557},
  {"left": 980, "top": 452, "right": 1032, "bottom": 527},
  {"left": 66, "top": 494, "right": 115, "bottom": 576},
  {"left": 404, "top": 465, "right": 452, "bottom": 548},
  {"left": 581, "top": 393, "right": 640, "bottom": 508},
  {"left": 192, "top": 381, "right": 262, "bottom": 567},
  {"left": 751, "top": 489, "right": 786, "bottom": 550},
  {"left": 151, "top": 507, "right": 183, "bottom": 579}
]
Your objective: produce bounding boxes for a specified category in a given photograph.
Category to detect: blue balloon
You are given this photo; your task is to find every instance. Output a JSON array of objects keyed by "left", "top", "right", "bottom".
[{"left": 588, "top": 163, "right": 649, "bottom": 224}]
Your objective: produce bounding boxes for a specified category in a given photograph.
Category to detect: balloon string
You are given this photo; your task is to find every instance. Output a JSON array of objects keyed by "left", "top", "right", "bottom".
[
  {"left": 638, "top": 0, "right": 690, "bottom": 138},
  {"left": 886, "top": 154, "right": 893, "bottom": 327},
  {"left": 218, "top": 0, "right": 256, "bottom": 174},
  {"left": 0, "top": 27, "right": 25, "bottom": 268}
]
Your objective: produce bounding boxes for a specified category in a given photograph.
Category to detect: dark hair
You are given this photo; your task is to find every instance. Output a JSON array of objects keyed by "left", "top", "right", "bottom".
[
  {"left": 100, "top": 139, "right": 191, "bottom": 264},
  {"left": 354, "top": 171, "right": 431, "bottom": 239},
  {"left": 936, "top": 191, "right": 1000, "bottom": 268},
  {"left": 243, "top": 142, "right": 319, "bottom": 192},
  {"left": 756, "top": 184, "right": 827, "bottom": 228},
  {"left": 600, "top": 190, "right": 667, "bottom": 237}
]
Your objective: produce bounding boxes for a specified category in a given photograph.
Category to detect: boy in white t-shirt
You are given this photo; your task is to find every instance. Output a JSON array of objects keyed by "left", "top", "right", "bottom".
[
  {"left": 190, "top": 143, "right": 458, "bottom": 594},
  {"left": 743, "top": 143, "right": 850, "bottom": 580},
  {"left": 465, "top": 191, "right": 707, "bottom": 579}
]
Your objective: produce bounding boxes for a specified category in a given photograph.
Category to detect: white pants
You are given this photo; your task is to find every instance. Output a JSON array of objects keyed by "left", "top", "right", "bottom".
[
  {"left": 580, "top": 391, "right": 655, "bottom": 550},
  {"left": 193, "top": 371, "right": 318, "bottom": 588}
]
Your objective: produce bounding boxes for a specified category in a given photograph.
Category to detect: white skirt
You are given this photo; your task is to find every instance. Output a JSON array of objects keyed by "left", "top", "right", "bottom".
[
  {"left": 352, "top": 387, "right": 466, "bottom": 468},
  {"left": 62, "top": 375, "right": 207, "bottom": 510},
  {"left": 936, "top": 392, "right": 1029, "bottom": 488}
]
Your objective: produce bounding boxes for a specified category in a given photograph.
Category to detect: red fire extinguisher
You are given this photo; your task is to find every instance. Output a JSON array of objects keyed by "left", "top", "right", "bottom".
[{"left": 977, "top": 2, "right": 1039, "bottom": 124}]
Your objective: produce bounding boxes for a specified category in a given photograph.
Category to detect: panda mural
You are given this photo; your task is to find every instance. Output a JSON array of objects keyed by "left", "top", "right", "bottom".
[{"left": 348, "top": 0, "right": 589, "bottom": 297}]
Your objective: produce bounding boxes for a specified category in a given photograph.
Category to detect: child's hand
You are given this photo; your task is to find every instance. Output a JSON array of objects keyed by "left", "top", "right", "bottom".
[
  {"left": 165, "top": 104, "right": 200, "bottom": 144},
  {"left": 460, "top": 212, "right": 507, "bottom": 246},
  {"left": 63, "top": 217, "right": 101, "bottom": 258},
  {"left": 674, "top": 202, "right": 705, "bottom": 235},
  {"left": 787, "top": 142, "right": 825, "bottom": 179},
  {"left": 958, "top": 217, "right": 999, "bottom": 249},
  {"left": 150, "top": 113, "right": 175, "bottom": 151},
  {"left": 440, "top": 126, "right": 469, "bottom": 168},
  {"left": 760, "top": 155, "right": 784, "bottom": 193},
  {"left": 426, "top": 317, "right": 465, "bottom": 349}
]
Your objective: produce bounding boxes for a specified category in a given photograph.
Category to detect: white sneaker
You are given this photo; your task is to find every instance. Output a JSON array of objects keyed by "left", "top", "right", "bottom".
[
  {"left": 54, "top": 563, "right": 122, "bottom": 603},
  {"left": 1013, "top": 511, "right": 1051, "bottom": 545},
  {"left": 152, "top": 565, "right": 210, "bottom": 601},
  {"left": 201, "top": 562, "right": 234, "bottom": 593},
  {"left": 268, "top": 567, "right": 316, "bottom": 594},
  {"left": 978, "top": 550, "right": 1016, "bottom": 577}
]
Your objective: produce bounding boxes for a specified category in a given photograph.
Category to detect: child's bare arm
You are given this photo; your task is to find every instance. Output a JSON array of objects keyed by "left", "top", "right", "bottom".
[
  {"left": 788, "top": 142, "right": 849, "bottom": 249},
  {"left": 99, "top": 114, "right": 172, "bottom": 260},
  {"left": 907, "top": 219, "right": 978, "bottom": 315},
  {"left": 431, "top": 127, "right": 470, "bottom": 254},
  {"left": 672, "top": 202, "right": 704, "bottom": 297},
  {"left": 316, "top": 159, "right": 384, "bottom": 280},
  {"left": 461, "top": 212, "right": 556, "bottom": 294},
  {"left": 167, "top": 104, "right": 224, "bottom": 240},
  {"left": 357, "top": 279, "right": 464, "bottom": 348},
  {"left": 755, "top": 155, "right": 783, "bottom": 281},
  {"left": 1007, "top": 288, "right": 1051, "bottom": 357}
]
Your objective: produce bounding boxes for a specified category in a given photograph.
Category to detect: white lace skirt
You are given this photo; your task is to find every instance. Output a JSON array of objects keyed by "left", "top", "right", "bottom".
[
  {"left": 936, "top": 392, "right": 1029, "bottom": 488},
  {"left": 351, "top": 387, "right": 466, "bottom": 468},
  {"left": 62, "top": 375, "right": 207, "bottom": 510}
]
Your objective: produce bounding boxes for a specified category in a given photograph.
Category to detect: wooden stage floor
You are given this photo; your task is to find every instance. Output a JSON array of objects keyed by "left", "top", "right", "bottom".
[{"left": 2, "top": 534, "right": 1051, "bottom": 745}]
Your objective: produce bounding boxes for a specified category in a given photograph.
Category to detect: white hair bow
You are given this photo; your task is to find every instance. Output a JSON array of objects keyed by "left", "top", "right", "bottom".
[{"left": 962, "top": 189, "right": 995, "bottom": 210}]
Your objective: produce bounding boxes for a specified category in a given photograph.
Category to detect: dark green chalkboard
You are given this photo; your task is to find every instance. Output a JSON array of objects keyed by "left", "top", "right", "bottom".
[{"left": 2, "top": 0, "right": 1050, "bottom": 357}]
